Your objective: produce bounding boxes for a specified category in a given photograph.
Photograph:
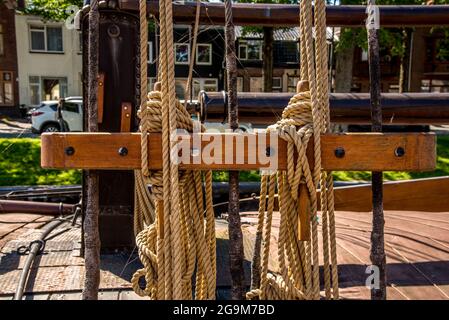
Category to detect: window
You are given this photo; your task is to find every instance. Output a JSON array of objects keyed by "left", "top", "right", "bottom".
[
  {"left": 0, "top": 72, "right": 14, "bottom": 106},
  {"left": 238, "top": 40, "right": 262, "bottom": 60},
  {"left": 237, "top": 77, "right": 244, "bottom": 92},
  {"left": 175, "top": 43, "right": 190, "bottom": 65},
  {"left": 30, "top": 25, "right": 63, "bottom": 53},
  {"left": 250, "top": 77, "right": 263, "bottom": 92},
  {"left": 29, "top": 76, "right": 41, "bottom": 105},
  {"left": 272, "top": 77, "right": 282, "bottom": 92},
  {"left": 0, "top": 25, "right": 4, "bottom": 56},
  {"left": 287, "top": 76, "right": 300, "bottom": 92},
  {"left": 421, "top": 79, "right": 449, "bottom": 93},
  {"left": 29, "top": 76, "right": 68, "bottom": 105},
  {"left": 148, "top": 42, "right": 154, "bottom": 64},
  {"left": 62, "top": 102, "right": 79, "bottom": 113},
  {"left": 175, "top": 78, "right": 188, "bottom": 98},
  {"left": 361, "top": 50, "right": 368, "bottom": 61},
  {"left": 192, "top": 79, "right": 218, "bottom": 98},
  {"left": 196, "top": 44, "right": 212, "bottom": 65}
]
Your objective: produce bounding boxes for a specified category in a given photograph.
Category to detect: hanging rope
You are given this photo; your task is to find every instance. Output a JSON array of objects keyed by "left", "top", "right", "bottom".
[
  {"left": 132, "top": 0, "right": 216, "bottom": 300},
  {"left": 247, "top": 0, "right": 339, "bottom": 300}
]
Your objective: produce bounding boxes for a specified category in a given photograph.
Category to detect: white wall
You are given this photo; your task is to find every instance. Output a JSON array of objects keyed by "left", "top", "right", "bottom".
[{"left": 15, "top": 14, "right": 82, "bottom": 106}]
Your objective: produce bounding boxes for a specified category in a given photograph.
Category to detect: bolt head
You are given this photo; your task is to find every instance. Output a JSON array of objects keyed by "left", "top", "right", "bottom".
[
  {"left": 65, "top": 146, "right": 75, "bottom": 156},
  {"left": 395, "top": 146, "right": 405, "bottom": 157},
  {"left": 334, "top": 147, "right": 345, "bottom": 158},
  {"left": 118, "top": 147, "right": 128, "bottom": 156}
]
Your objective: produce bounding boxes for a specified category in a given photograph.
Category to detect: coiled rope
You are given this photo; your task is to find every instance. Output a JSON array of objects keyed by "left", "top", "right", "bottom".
[
  {"left": 246, "top": 0, "right": 339, "bottom": 300},
  {"left": 132, "top": 0, "right": 338, "bottom": 300},
  {"left": 132, "top": 0, "right": 216, "bottom": 300}
]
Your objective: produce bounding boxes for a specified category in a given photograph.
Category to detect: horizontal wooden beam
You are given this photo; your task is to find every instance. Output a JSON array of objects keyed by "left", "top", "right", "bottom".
[
  {"left": 41, "top": 132, "right": 436, "bottom": 172},
  {"left": 118, "top": 1, "right": 449, "bottom": 27},
  {"left": 328, "top": 176, "right": 449, "bottom": 212}
]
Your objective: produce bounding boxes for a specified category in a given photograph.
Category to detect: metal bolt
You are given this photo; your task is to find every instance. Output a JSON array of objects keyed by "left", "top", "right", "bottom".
[
  {"left": 65, "top": 146, "right": 75, "bottom": 156},
  {"left": 395, "top": 146, "right": 405, "bottom": 157},
  {"left": 118, "top": 147, "right": 128, "bottom": 156},
  {"left": 334, "top": 147, "right": 345, "bottom": 158}
]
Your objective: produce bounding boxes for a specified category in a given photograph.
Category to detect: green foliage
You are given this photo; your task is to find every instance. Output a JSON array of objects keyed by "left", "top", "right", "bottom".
[
  {"left": 22, "top": 0, "right": 83, "bottom": 21},
  {"left": 0, "top": 138, "right": 81, "bottom": 186}
]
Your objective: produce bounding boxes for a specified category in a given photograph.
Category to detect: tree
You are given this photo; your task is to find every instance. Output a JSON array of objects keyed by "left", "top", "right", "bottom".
[{"left": 21, "top": 0, "right": 83, "bottom": 21}]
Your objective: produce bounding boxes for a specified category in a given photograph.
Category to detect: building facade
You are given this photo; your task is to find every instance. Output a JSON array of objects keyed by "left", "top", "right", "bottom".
[
  {"left": 0, "top": 1, "right": 20, "bottom": 114},
  {"left": 15, "top": 13, "right": 83, "bottom": 107},
  {"left": 351, "top": 28, "right": 449, "bottom": 93},
  {"left": 148, "top": 25, "right": 225, "bottom": 100}
]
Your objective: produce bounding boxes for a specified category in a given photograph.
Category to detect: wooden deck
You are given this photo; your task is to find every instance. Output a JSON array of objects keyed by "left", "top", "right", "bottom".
[{"left": 0, "top": 210, "right": 448, "bottom": 300}]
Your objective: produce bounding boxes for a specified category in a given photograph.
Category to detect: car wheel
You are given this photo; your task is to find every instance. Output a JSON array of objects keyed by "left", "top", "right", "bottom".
[{"left": 41, "top": 124, "right": 60, "bottom": 133}]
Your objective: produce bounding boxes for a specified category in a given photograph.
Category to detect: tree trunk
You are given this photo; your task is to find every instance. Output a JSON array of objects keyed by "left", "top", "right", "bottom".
[
  {"left": 224, "top": 0, "right": 245, "bottom": 300},
  {"left": 334, "top": 29, "right": 355, "bottom": 93},
  {"left": 263, "top": 27, "right": 274, "bottom": 92}
]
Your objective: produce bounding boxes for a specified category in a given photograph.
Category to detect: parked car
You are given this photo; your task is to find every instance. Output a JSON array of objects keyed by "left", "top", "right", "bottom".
[{"left": 31, "top": 99, "right": 83, "bottom": 133}]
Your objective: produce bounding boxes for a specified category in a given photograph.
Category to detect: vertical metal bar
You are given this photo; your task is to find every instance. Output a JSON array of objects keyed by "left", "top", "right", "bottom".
[
  {"left": 82, "top": 0, "right": 101, "bottom": 300},
  {"left": 224, "top": 0, "right": 245, "bottom": 300},
  {"left": 367, "top": 0, "right": 387, "bottom": 300}
]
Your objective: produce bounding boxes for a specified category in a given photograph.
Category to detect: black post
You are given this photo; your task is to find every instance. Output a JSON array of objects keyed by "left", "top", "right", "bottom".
[
  {"left": 224, "top": 0, "right": 245, "bottom": 300},
  {"left": 83, "top": 0, "right": 101, "bottom": 300},
  {"left": 367, "top": 0, "right": 387, "bottom": 300}
]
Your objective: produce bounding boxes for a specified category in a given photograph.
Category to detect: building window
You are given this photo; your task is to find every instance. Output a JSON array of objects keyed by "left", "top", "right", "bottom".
[
  {"left": 250, "top": 77, "right": 263, "bottom": 92},
  {"left": 175, "top": 43, "right": 190, "bottom": 65},
  {"left": 29, "top": 76, "right": 41, "bottom": 105},
  {"left": 238, "top": 40, "right": 262, "bottom": 60},
  {"left": 421, "top": 79, "right": 449, "bottom": 93},
  {"left": 361, "top": 50, "right": 368, "bottom": 61},
  {"left": 192, "top": 78, "right": 218, "bottom": 98},
  {"left": 272, "top": 77, "right": 282, "bottom": 92},
  {"left": 29, "top": 25, "right": 63, "bottom": 53},
  {"left": 237, "top": 77, "right": 244, "bottom": 92},
  {"left": 175, "top": 78, "right": 188, "bottom": 98},
  {"left": 287, "top": 76, "right": 300, "bottom": 92},
  {"left": 196, "top": 44, "right": 212, "bottom": 65},
  {"left": 148, "top": 42, "right": 154, "bottom": 64},
  {"left": 29, "top": 76, "right": 68, "bottom": 105},
  {"left": 0, "top": 25, "right": 4, "bottom": 56},
  {"left": 0, "top": 72, "right": 14, "bottom": 106}
]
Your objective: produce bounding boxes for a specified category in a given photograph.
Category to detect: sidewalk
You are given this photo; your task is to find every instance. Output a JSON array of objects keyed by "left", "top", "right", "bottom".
[{"left": 0, "top": 117, "right": 37, "bottom": 138}]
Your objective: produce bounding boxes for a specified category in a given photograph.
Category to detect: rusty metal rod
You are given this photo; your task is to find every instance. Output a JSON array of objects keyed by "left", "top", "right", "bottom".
[
  {"left": 367, "top": 1, "right": 387, "bottom": 300},
  {"left": 118, "top": 1, "right": 449, "bottom": 27},
  {"left": 0, "top": 200, "right": 74, "bottom": 215},
  {"left": 196, "top": 92, "right": 449, "bottom": 125},
  {"left": 83, "top": 0, "right": 101, "bottom": 301},
  {"left": 224, "top": 0, "right": 245, "bottom": 300}
]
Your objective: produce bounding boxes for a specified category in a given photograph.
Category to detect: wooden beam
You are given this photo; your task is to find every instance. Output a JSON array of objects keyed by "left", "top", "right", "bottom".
[
  {"left": 328, "top": 176, "right": 449, "bottom": 212},
  {"left": 41, "top": 132, "right": 436, "bottom": 172}
]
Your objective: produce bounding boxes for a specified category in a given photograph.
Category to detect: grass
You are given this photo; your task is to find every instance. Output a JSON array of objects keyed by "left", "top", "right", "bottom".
[
  {"left": 0, "top": 138, "right": 81, "bottom": 186},
  {"left": 0, "top": 136, "right": 448, "bottom": 186}
]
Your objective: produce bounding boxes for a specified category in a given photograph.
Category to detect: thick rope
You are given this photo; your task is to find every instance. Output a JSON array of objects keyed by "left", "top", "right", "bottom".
[
  {"left": 247, "top": 0, "right": 339, "bottom": 300},
  {"left": 132, "top": 0, "right": 216, "bottom": 300}
]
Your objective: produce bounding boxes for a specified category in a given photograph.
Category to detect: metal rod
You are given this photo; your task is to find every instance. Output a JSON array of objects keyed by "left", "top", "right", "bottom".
[
  {"left": 0, "top": 200, "right": 74, "bottom": 215},
  {"left": 367, "top": 0, "right": 387, "bottom": 300},
  {"left": 197, "top": 92, "right": 449, "bottom": 125},
  {"left": 119, "top": 1, "right": 449, "bottom": 27},
  {"left": 224, "top": 0, "right": 245, "bottom": 300},
  {"left": 82, "top": 0, "right": 101, "bottom": 301}
]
